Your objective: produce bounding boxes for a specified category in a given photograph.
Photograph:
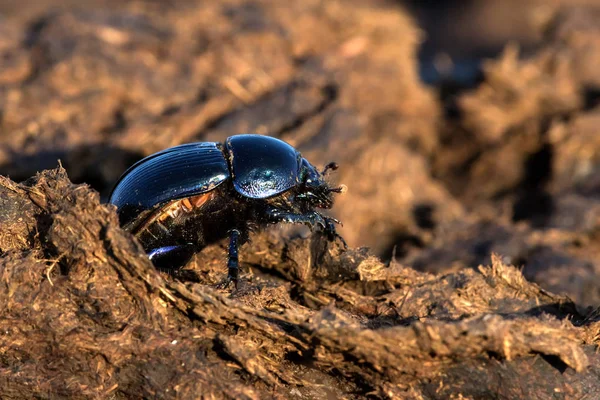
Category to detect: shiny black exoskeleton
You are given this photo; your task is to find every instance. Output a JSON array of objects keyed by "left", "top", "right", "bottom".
[{"left": 109, "top": 134, "right": 346, "bottom": 287}]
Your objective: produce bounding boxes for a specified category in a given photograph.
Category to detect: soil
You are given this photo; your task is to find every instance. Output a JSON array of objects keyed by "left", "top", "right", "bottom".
[{"left": 1, "top": 0, "right": 600, "bottom": 398}]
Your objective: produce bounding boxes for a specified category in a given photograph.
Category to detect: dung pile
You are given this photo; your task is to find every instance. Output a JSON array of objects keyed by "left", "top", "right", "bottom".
[
  {"left": 2, "top": 0, "right": 600, "bottom": 398},
  {"left": 0, "top": 167, "right": 599, "bottom": 399}
]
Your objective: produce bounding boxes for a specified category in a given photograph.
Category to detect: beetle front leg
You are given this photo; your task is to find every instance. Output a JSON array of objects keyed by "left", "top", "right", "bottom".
[
  {"left": 265, "top": 209, "right": 347, "bottom": 248},
  {"left": 323, "top": 216, "right": 348, "bottom": 249},
  {"left": 265, "top": 208, "right": 326, "bottom": 230}
]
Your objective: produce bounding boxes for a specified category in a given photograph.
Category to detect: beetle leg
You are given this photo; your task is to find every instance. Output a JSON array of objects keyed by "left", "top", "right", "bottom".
[
  {"left": 228, "top": 229, "right": 240, "bottom": 287},
  {"left": 313, "top": 211, "right": 347, "bottom": 249},
  {"left": 217, "top": 229, "right": 241, "bottom": 289},
  {"left": 325, "top": 216, "right": 343, "bottom": 227},
  {"left": 265, "top": 208, "right": 347, "bottom": 247},
  {"left": 265, "top": 208, "right": 326, "bottom": 230},
  {"left": 323, "top": 217, "right": 348, "bottom": 249}
]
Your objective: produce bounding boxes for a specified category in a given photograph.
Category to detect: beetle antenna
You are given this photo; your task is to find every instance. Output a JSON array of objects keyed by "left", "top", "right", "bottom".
[
  {"left": 322, "top": 162, "right": 339, "bottom": 175},
  {"left": 329, "top": 184, "right": 347, "bottom": 194}
]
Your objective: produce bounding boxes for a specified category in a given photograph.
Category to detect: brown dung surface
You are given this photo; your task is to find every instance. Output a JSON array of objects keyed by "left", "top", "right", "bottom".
[{"left": 1, "top": 0, "right": 600, "bottom": 398}]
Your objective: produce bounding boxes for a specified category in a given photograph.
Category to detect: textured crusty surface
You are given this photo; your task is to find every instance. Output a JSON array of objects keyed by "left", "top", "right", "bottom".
[
  {"left": 2, "top": 0, "right": 600, "bottom": 398},
  {"left": 0, "top": 167, "right": 599, "bottom": 399}
]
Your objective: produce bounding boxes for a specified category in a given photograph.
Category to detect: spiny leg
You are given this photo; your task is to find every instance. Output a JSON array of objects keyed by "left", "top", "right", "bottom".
[
  {"left": 266, "top": 208, "right": 347, "bottom": 248},
  {"left": 323, "top": 216, "right": 347, "bottom": 248},
  {"left": 265, "top": 208, "right": 326, "bottom": 230}
]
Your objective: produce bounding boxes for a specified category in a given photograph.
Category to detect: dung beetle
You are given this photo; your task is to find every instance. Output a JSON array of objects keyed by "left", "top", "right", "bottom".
[{"left": 109, "top": 134, "right": 346, "bottom": 287}]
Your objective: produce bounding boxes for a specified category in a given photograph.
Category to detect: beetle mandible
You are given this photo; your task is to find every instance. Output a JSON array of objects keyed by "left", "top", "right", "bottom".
[{"left": 109, "top": 134, "right": 347, "bottom": 287}]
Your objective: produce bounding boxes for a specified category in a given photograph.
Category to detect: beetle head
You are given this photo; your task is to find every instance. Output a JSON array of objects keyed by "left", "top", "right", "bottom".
[{"left": 296, "top": 158, "right": 346, "bottom": 209}]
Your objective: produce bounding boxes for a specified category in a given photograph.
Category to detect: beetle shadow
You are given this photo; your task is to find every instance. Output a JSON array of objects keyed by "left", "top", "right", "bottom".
[{"left": 0, "top": 143, "right": 145, "bottom": 200}]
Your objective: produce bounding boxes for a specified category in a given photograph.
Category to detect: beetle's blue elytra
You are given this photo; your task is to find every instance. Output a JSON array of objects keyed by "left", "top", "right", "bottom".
[{"left": 109, "top": 142, "right": 230, "bottom": 226}]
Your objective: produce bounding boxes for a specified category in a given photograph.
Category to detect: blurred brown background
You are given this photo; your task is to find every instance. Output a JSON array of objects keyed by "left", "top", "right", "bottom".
[{"left": 1, "top": 0, "right": 600, "bottom": 307}]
